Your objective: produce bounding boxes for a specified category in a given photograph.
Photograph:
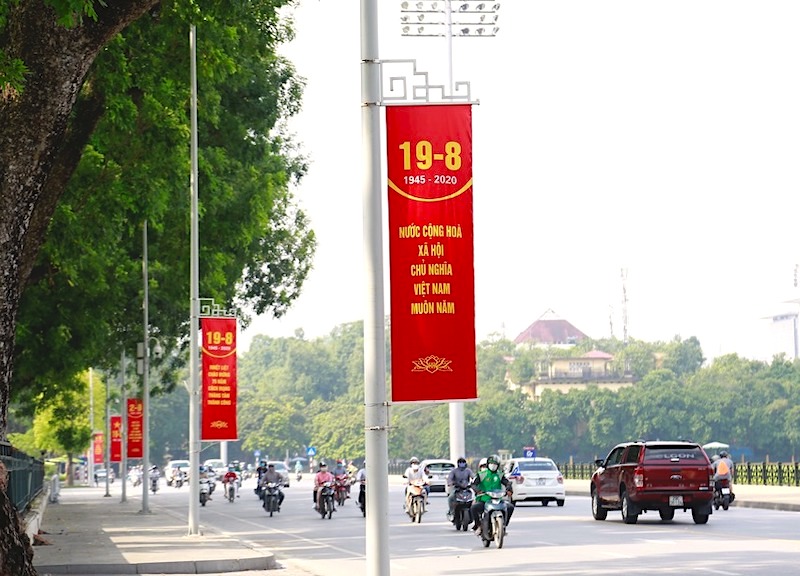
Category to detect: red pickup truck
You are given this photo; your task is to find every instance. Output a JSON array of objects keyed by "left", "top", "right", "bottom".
[{"left": 590, "top": 440, "right": 714, "bottom": 524}]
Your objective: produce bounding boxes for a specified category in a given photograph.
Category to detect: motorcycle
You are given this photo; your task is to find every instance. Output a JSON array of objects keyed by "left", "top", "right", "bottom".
[
  {"left": 358, "top": 480, "right": 366, "bottom": 517},
  {"left": 713, "top": 478, "right": 735, "bottom": 510},
  {"left": 225, "top": 480, "right": 236, "bottom": 503},
  {"left": 334, "top": 474, "right": 351, "bottom": 507},
  {"left": 406, "top": 479, "right": 427, "bottom": 523},
  {"left": 150, "top": 475, "right": 159, "bottom": 495},
  {"left": 451, "top": 484, "right": 474, "bottom": 531},
  {"left": 476, "top": 490, "right": 508, "bottom": 548},
  {"left": 172, "top": 469, "right": 185, "bottom": 489},
  {"left": 199, "top": 476, "right": 210, "bottom": 507},
  {"left": 296, "top": 470, "right": 302, "bottom": 482},
  {"left": 318, "top": 481, "right": 335, "bottom": 519},
  {"left": 262, "top": 482, "right": 282, "bottom": 517}
]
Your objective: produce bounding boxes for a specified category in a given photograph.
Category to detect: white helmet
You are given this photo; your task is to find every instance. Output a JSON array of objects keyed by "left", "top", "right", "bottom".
[{"left": 479, "top": 457, "right": 488, "bottom": 469}]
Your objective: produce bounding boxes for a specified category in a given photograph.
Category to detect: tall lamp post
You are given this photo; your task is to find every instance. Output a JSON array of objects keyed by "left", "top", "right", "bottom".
[
  {"left": 138, "top": 219, "right": 164, "bottom": 513},
  {"left": 399, "top": 0, "right": 501, "bottom": 463}
]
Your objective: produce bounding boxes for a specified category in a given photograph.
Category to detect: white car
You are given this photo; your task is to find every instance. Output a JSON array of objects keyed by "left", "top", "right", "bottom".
[
  {"left": 420, "top": 459, "right": 455, "bottom": 493},
  {"left": 504, "top": 457, "right": 565, "bottom": 506}
]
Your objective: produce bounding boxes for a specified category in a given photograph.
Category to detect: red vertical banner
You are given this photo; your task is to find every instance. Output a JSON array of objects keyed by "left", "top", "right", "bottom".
[
  {"left": 386, "top": 104, "right": 477, "bottom": 402},
  {"left": 201, "top": 316, "right": 239, "bottom": 440},
  {"left": 127, "top": 398, "right": 143, "bottom": 459},
  {"left": 110, "top": 415, "right": 122, "bottom": 463},
  {"left": 93, "top": 432, "right": 104, "bottom": 465}
]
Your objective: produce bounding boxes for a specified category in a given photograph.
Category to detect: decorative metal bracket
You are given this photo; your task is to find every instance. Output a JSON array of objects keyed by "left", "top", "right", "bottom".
[
  {"left": 379, "top": 59, "right": 477, "bottom": 105},
  {"left": 199, "top": 297, "right": 237, "bottom": 318}
]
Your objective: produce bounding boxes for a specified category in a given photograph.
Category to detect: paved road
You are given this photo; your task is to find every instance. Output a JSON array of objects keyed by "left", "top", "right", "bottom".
[{"left": 33, "top": 476, "right": 800, "bottom": 575}]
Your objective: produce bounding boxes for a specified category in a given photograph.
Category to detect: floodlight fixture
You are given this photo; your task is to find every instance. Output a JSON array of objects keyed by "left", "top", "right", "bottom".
[
  {"left": 416, "top": 1, "right": 424, "bottom": 9},
  {"left": 460, "top": 27, "right": 470, "bottom": 35},
  {"left": 459, "top": 3, "right": 468, "bottom": 11},
  {"left": 401, "top": 14, "right": 409, "bottom": 22},
  {"left": 493, "top": 26, "right": 499, "bottom": 34},
  {"left": 402, "top": 25, "right": 410, "bottom": 33},
  {"left": 492, "top": 3, "right": 500, "bottom": 10},
  {"left": 431, "top": 1, "right": 438, "bottom": 9},
  {"left": 476, "top": 27, "right": 484, "bottom": 35},
  {"left": 417, "top": 26, "right": 425, "bottom": 34},
  {"left": 476, "top": 3, "right": 485, "bottom": 10},
  {"left": 418, "top": 13, "right": 425, "bottom": 21},
  {"left": 401, "top": 1, "right": 409, "bottom": 9}
]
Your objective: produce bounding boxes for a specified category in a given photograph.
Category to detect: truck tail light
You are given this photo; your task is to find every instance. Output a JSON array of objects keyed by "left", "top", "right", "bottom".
[{"left": 633, "top": 468, "right": 644, "bottom": 488}]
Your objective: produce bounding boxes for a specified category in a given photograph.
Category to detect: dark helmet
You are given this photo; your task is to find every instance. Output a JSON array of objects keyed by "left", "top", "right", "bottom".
[
  {"left": 260, "top": 460, "right": 266, "bottom": 466},
  {"left": 719, "top": 450, "right": 729, "bottom": 458},
  {"left": 486, "top": 455, "right": 500, "bottom": 471},
  {"left": 319, "top": 461, "right": 328, "bottom": 469},
  {"left": 457, "top": 457, "right": 467, "bottom": 465}
]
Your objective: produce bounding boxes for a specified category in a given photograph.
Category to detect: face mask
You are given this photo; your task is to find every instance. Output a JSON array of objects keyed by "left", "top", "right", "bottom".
[
  {"left": 458, "top": 462, "right": 466, "bottom": 469},
  {"left": 411, "top": 464, "right": 419, "bottom": 471},
  {"left": 488, "top": 463, "right": 499, "bottom": 472}
]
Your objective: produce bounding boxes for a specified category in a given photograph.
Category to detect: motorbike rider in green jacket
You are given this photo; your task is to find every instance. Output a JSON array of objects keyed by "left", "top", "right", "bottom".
[{"left": 470, "top": 455, "right": 515, "bottom": 532}]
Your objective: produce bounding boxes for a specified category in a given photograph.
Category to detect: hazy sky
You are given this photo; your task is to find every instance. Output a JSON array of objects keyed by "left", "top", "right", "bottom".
[{"left": 241, "top": 1, "right": 800, "bottom": 362}]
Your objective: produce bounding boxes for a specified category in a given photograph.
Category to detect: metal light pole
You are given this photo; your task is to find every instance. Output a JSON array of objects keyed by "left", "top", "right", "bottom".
[
  {"left": 88, "top": 367, "right": 94, "bottom": 487},
  {"left": 139, "top": 221, "right": 164, "bottom": 514},
  {"left": 188, "top": 23, "right": 201, "bottom": 536},
  {"left": 120, "top": 350, "right": 128, "bottom": 504},
  {"left": 104, "top": 373, "right": 111, "bottom": 497},
  {"left": 361, "top": 0, "right": 390, "bottom": 574},
  {"left": 400, "top": 0, "right": 500, "bottom": 463}
]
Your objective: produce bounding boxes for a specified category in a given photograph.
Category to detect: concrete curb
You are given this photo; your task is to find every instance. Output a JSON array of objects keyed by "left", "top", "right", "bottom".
[{"left": 34, "top": 554, "right": 277, "bottom": 575}]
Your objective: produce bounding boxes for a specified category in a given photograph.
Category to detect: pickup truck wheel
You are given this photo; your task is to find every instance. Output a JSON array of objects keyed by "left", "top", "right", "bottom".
[
  {"left": 591, "top": 489, "right": 607, "bottom": 520},
  {"left": 692, "top": 508, "right": 709, "bottom": 524},
  {"left": 659, "top": 508, "right": 674, "bottom": 521},
  {"left": 621, "top": 490, "right": 638, "bottom": 524}
]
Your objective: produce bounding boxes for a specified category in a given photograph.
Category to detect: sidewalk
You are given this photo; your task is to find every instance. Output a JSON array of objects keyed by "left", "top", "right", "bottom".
[
  {"left": 31, "top": 485, "right": 277, "bottom": 575},
  {"left": 28, "top": 478, "right": 800, "bottom": 575}
]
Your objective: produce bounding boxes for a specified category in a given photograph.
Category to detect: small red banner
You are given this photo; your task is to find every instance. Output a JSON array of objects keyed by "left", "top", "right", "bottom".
[
  {"left": 110, "top": 415, "right": 122, "bottom": 463},
  {"left": 127, "top": 398, "right": 143, "bottom": 459},
  {"left": 201, "top": 316, "right": 239, "bottom": 440},
  {"left": 386, "top": 104, "right": 477, "bottom": 402},
  {"left": 93, "top": 432, "right": 104, "bottom": 465}
]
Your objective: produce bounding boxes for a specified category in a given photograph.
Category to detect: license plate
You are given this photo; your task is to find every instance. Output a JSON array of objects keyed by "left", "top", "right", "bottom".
[
  {"left": 721, "top": 488, "right": 730, "bottom": 495},
  {"left": 537, "top": 478, "right": 546, "bottom": 485},
  {"left": 669, "top": 495, "right": 684, "bottom": 506}
]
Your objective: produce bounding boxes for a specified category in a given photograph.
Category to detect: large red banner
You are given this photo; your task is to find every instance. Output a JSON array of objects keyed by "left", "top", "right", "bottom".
[
  {"left": 201, "top": 316, "right": 238, "bottom": 440},
  {"left": 110, "top": 415, "right": 122, "bottom": 463},
  {"left": 386, "top": 104, "right": 477, "bottom": 402},
  {"left": 126, "top": 398, "right": 143, "bottom": 458},
  {"left": 93, "top": 432, "right": 104, "bottom": 465}
]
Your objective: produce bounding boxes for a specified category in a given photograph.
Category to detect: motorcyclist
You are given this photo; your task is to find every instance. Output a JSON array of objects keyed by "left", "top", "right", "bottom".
[
  {"left": 313, "top": 461, "right": 336, "bottom": 510},
  {"left": 256, "top": 460, "right": 268, "bottom": 482},
  {"left": 402, "top": 457, "right": 429, "bottom": 510},
  {"left": 294, "top": 460, "right": 303, "bottom": 477},
  {"left": 446, "top": 457, "right": 474, "bottom": 521},
  {"left": 222, "top": 465, "right": 239, "bottom": 499},
  {"left": 333, "top": 459, "right": 351, "bottom": 498},
  {"left": 355, "top": 462, "right": 367, "bottom": 509},
  {"left": 712, "top": 450, "right": 735, "bottom": 498},
  {"left": 258, "top": 463, "right": 285, "bottom": 510},
  {"left": 470, "top": 455, "right": 514, "bottom": 533}
]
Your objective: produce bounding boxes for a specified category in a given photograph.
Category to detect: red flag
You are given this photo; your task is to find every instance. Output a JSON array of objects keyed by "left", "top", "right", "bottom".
[
  {"left": 201, "top": 317, "right": 239, "bottom": 440},
  {"left": 110, "top": 415, "right": 122, "bottom": 462},
  {"left": 386, "top": 104, "right": 477, "bottom": 402},
  {"left": 126, "top": 398, "right": 143, "bottom": 458}
]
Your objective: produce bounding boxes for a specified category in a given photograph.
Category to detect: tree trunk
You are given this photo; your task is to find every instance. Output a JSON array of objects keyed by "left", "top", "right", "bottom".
[{"left": 0, "top": 2, "right": 159, "bottom": 573}]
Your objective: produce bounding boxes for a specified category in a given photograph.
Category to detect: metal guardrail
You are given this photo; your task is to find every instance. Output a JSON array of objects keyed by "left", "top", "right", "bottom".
[
  {"left": 1, "top": 441, "right": 45, "bottom": 513},
  {"left": 557, "top": 461, "right": 800, "bottom": 487}
]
